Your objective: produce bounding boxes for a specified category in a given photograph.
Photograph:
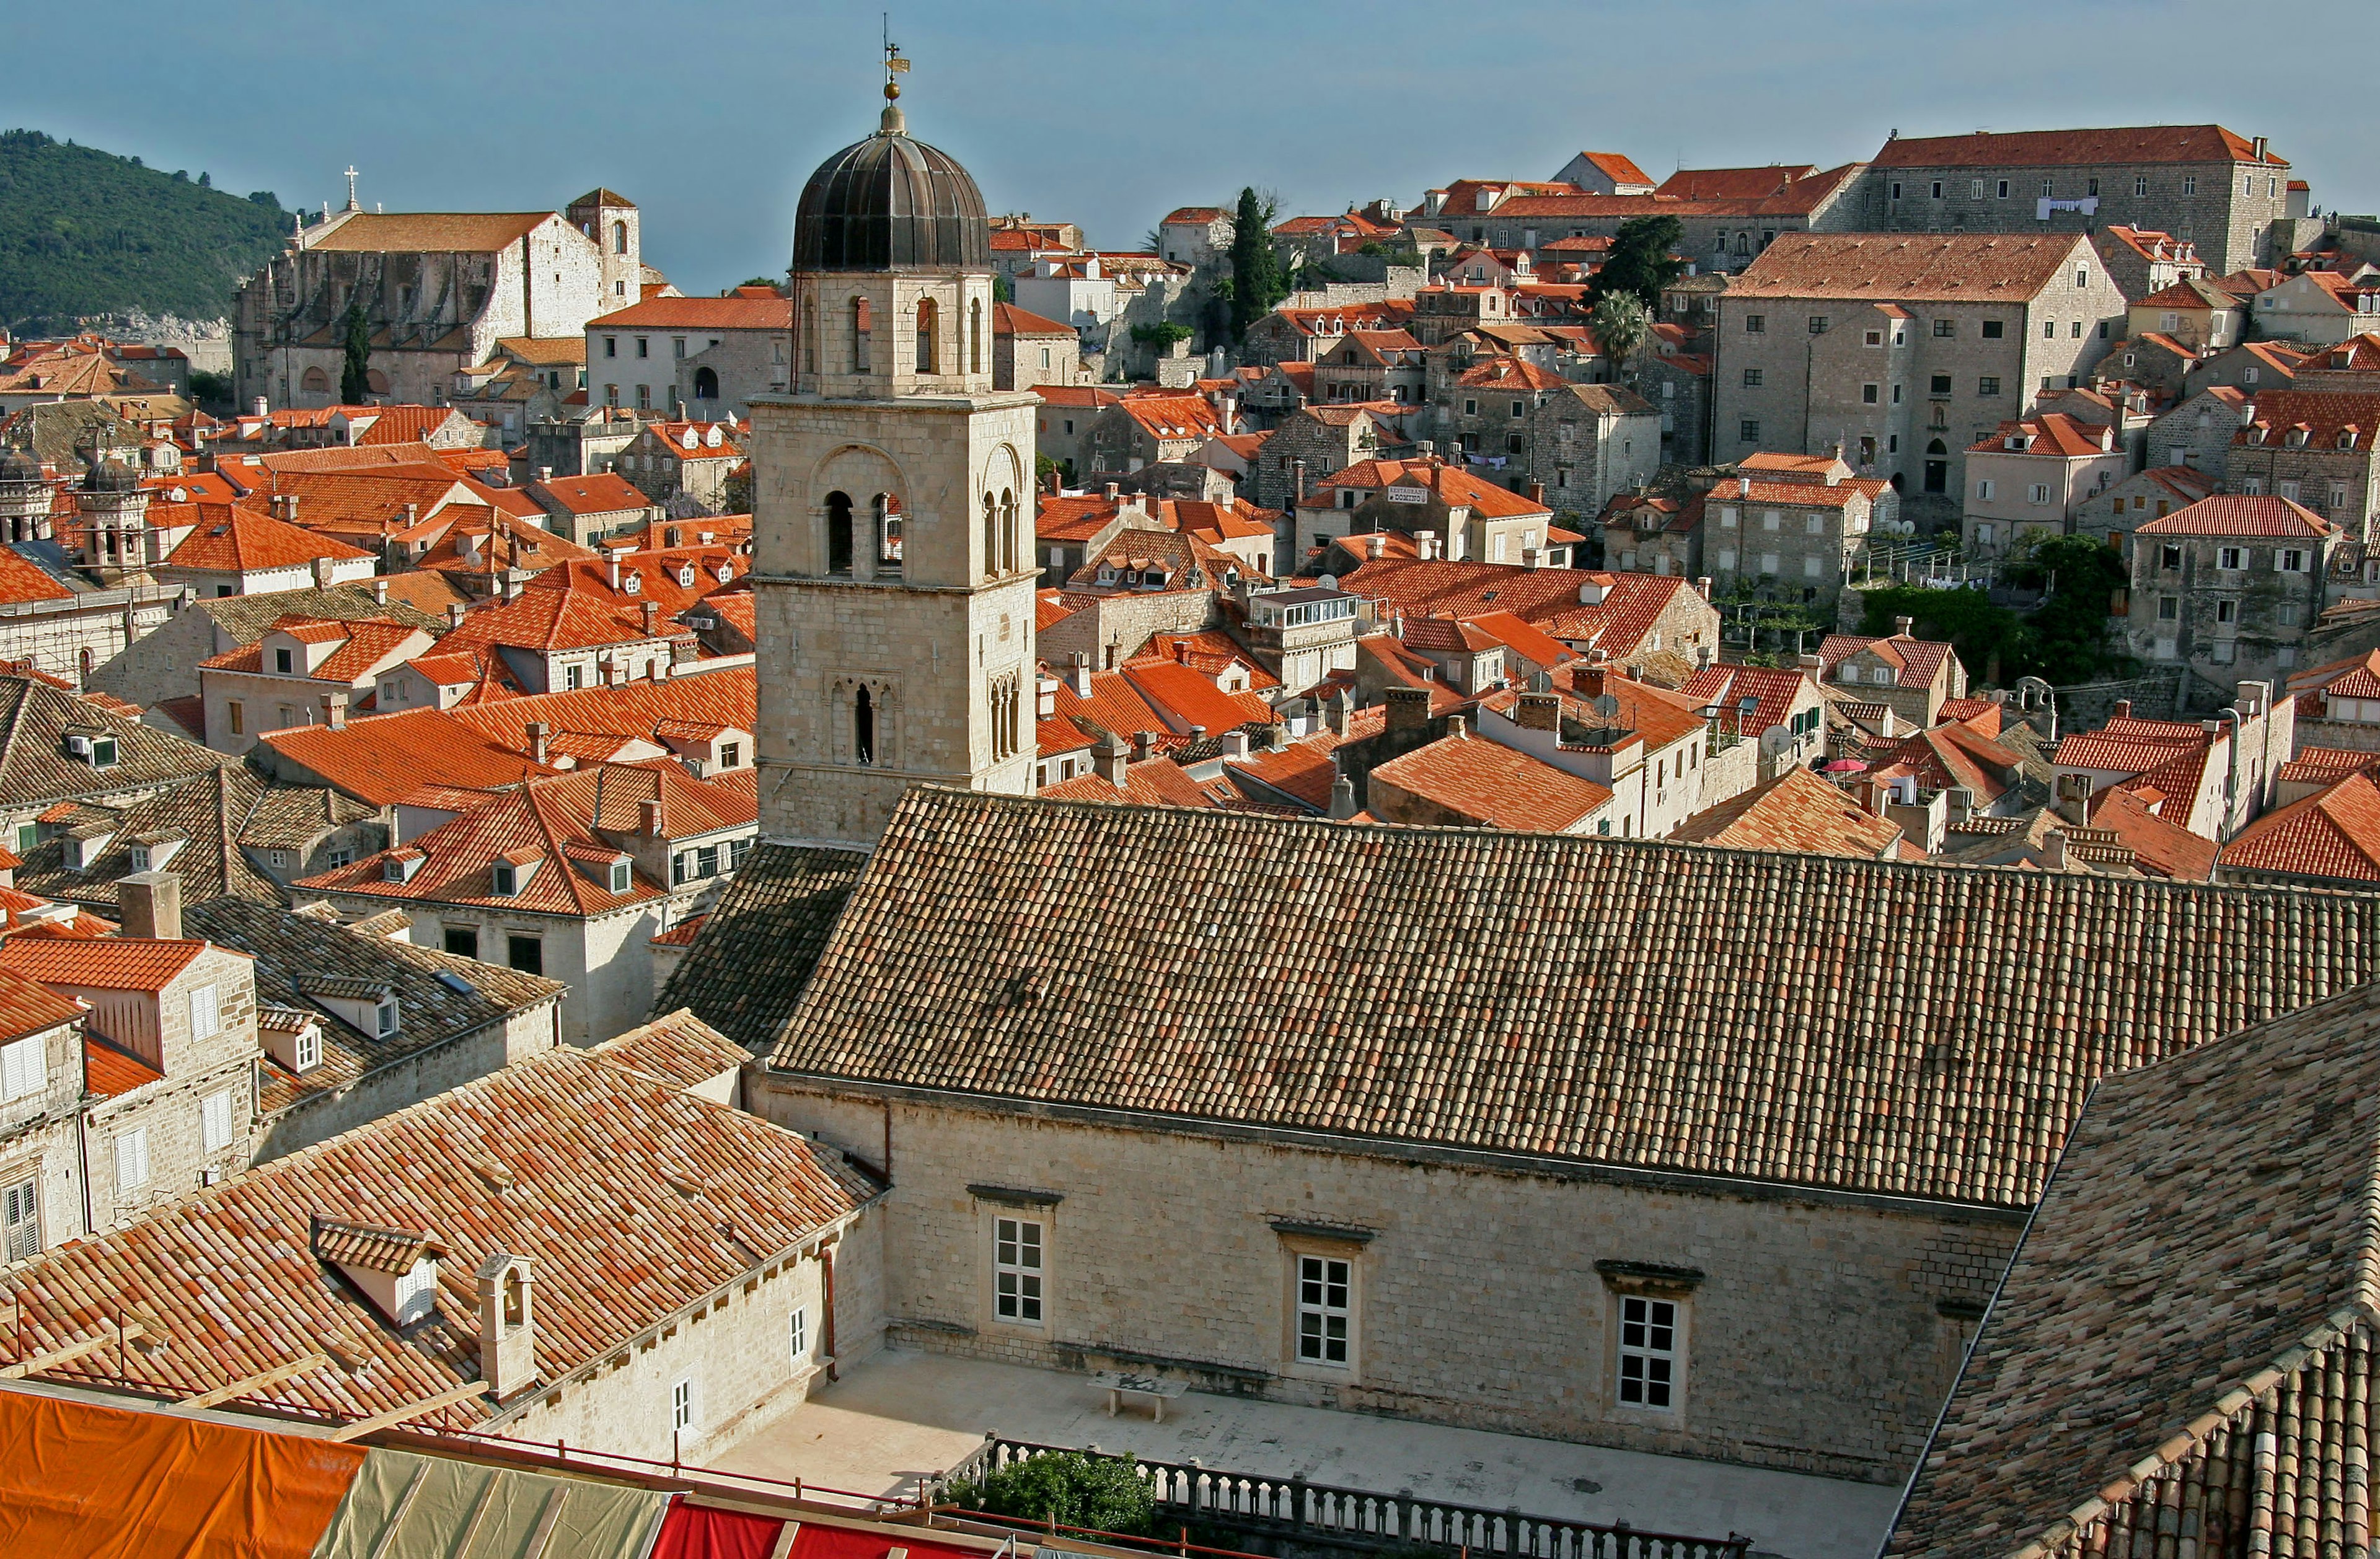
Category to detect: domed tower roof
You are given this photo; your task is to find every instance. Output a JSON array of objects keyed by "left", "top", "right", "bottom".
[
  {"left": 81, "top": 457, "right": 139, "bottom": 494},
  {"left": 793, "top": 105, "right": 990, "bottom": 273},
  {"left": 0, "top": 447, "right": 40, "bottom": 486}
]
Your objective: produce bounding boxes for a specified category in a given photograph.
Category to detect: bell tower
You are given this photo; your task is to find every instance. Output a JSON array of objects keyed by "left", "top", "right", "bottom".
[{"left": 749, "top": 59, "right": 1040, "bottom": 848}]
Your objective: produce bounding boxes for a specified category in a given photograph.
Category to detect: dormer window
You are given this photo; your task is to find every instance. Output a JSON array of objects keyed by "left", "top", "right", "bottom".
[
  {"left": 295, "top": 1025, "right": 322, "bottom": 1071},
  {"left": 623, "top": 572, "right": 641, "bottom": 594},
  {"left": 275, "top": 646, "right": 294, "bottom": 673},
  {"left": 376, "top": 998, "right": 399, "bottom": 1037},
  {"left": 491, "top": 862, "right": 518, "bottom": 895},
  {"left": 608, "top": 859, "right": 631, "bottom": 894},
  {"left": 64, "top": 731, "right": 116, "bottom": 769},
  {"left": 384, "top": 850, "right": 423, "bottom": 883},
  {"left": 312, "top": 1216, "right": 444, "bottom": 1328}
]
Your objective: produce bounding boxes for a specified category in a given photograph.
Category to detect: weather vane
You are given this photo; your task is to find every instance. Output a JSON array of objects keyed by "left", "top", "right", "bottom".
[{"left": 883, "top": 15, "right": 909, "bottom": 102}]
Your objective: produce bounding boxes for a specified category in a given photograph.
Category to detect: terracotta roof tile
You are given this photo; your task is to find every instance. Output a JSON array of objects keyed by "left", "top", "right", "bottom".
[
  {"left": 1871, "top": 123, "right": 2285, "bottom": 170},
  {"left": 2134, "top": 493, "right": 2332, "bottom": 538},
  {"left": 1728, "top": 232, "right": 2096, "bottom": 302},
  {"left": 1370, "top": 734, "right": 1612, "bottom": 832},
  {"left": 1671, "top": 768, "right": 1903, "bottom": 858}
]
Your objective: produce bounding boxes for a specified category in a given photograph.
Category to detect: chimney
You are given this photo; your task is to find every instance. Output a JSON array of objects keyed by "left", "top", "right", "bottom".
[
  {"left": 1695, "top": 576, "right": 1712, "bottom": 600},
  {"left": 1294, "top": 458, "right": 1309, "bottom": 504},
  {"left": 476, "top": 1251, "right": 537, "bottom": 1401},
  {"left": 1188, "top": 724, "right": 1208, "bottom": 745},
  {"left": 1036, "top": 675, "right": 1057, "bottom": 719},
  {"left": 1093, "top": 731, "right": 1129, "bottom": 788},
  {"left": 1737, "top": 475, "right": 1751, "bottom": 497},
  {"left": 1417, "top": 530, "right": 1440, "bottom": 561},
  {"left": 118, "top": 871, "right": 182, "bottom": 941},
  {"left": 1516, "top": 692, "right": 1561, "bottom": 731},
  {"left": 1223, "top": 729, "right": 1252, "bottom": 759},
  {"left": 1366, "top": 534, "right": 1386, "bottom": 560},
  {"left": 1384, "top": 686, "right": 1429, "bottom": 732},
  {"left": 1894, "top": 615, "right": 1914, "bottom": 638},
  {"left": 526, "top": 721, "right": 550, "bottom": 765},
  {"left": 446, "top": 603, "right": 467, "bottom": 630},
  {"left": 2113, "top": 698, "right": 2132, "bottom": 719},
  {"left": 1796, "top": 652, "right": 1822, "bottom": 672},
  {"left": 1103, "top": 482, "right": 1120, "bottom": 503},
  {"left": 402, "top": 503, "right": 418, "bottom": 525},
  {"left": 1527, "top": 481, "right": 1545, "bottom": 504},
  {"left": 1329, "top": 770, "right": 1358, "bottom": 820},
  {"left": 1132, "top": 730, "right": 1157, "bottom": 762},
  {"left": 2253, "top": 134, "right": 2269, "bottom": 162},
  {"left": 325, "top": 691, "right": 348, "bottom": 730},
  {"left": 607, "top": 556, "right": 622, "bottom": 591},
  {"left": 1070, "top": 652, "right": 1092, "bottom": 698},
  {"left": 640, "top": 798, "right": 663, "bottom": 837},
  {"left": 537, "top": 466, "right": 553, "bottom": 483},
  {"left": 312, "top": 556, "right": 335, "bottom": 587},
  {"left": 1326, "top": 689, "right": 1352, "bottom": 737},
  {"left": 251, "top": 397, "right": 268, "bottom": 418},
  {"left": 1447, "top": 713, "right": 1469, "bottom": 740},
  {"left": 2041, "top": 828, "right": 2068, "bottom": 870},
  {"left": 640, "top": 600, "right": 659, "bottom": 635},
  {"left": 371, "top": 575, "right": 387, "bottom": 605}
]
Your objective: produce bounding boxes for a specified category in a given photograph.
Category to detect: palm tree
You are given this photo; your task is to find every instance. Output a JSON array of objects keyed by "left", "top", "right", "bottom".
[{"left": 1589, "top": 292, "right": 1652, "bottom": 386}]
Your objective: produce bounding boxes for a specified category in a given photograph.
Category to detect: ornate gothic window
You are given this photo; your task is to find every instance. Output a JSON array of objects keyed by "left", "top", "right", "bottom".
[
  {"left": 916, "top": 298, "right": 938, "bottom": 374},
  {"left": 850, "top": 297, "right": 871, "bottom": 373},
  {"left": 854, "top": 683, "right": 876, "bottom": 766},
  {"left": 1000, "top": 488, "right": 1019, "bottom": 575}
]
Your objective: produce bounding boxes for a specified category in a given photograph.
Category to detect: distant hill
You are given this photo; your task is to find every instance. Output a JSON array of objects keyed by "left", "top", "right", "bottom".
[{"left": 0, "top": 130, "right": 289, "bottom": 334}]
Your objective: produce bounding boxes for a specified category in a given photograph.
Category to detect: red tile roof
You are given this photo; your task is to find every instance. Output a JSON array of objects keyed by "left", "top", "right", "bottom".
[
  {"left": 82, "top": 1033, "right": 162, "bottom": 1096},
  {"left": 0, "top": 938, "right": 227, "bottom": 991},
  {"left": 992, "top": 302, "right": 1074, "bottom": 336},
  {"left": 2292, "top": 650, "right": 2380, "bottom": 706},
  {"left": 1571, "top": 151, "right": 1655, "bottom": 187},
  {"left": 1342, "top": 558, "right": 1693, "bottom": 657},
  {"left": 1370, "top": 734, "right": 1611, "bottom": 833},
  {"left": 1672, "top": 767, "right": 1904, "bottom": 858},
  {"left": 1817, "top": 633, "right": 1959, "bottom": 690},
  {"left": 0, "top": 964, "right": 83, "bottom": 1045},
  {"left": 531, "top": 472, "right": 650, "bottom": 516},
  {"left": 2218, "top": 772, "right": 2380, "bottom": 882},
  {"left": 1729, "top": 233, "right": 2096, "bottom": 302},
  {"left": 2231, "top": 390, "right": 2380, "bottom": 453},
  {"left": 162, "top": 501, "right": 374, "bottom": 573},
  {"left": 1318, "top": 457, "right": 1550, "bottom": 519},
  {"left": 2134, "top": 494, "right": 2332, "bottom": 538},
  {"left": 1871, "top": 125, "right": 2285, "bottom": 170},
  {"left": 1655, "top": 165, "right": 1821, "bottom": 200},
  {"left": 2089, "top": 785, "right": 2219, "bottom": 881},
  {"left": 588, "top": 294, "right": 791, "bottom": 330},
  {"left": 1039, "top": 757, "right": 1218, "bottom": 809},
  {"left": 1967, "top": 413, "right": 2118, "bottom": 458}
]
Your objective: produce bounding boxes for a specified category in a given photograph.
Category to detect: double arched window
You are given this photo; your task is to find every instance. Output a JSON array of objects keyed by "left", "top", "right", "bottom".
[{"left": 989, "top": 676, "right": 1021, "bottom": 761}]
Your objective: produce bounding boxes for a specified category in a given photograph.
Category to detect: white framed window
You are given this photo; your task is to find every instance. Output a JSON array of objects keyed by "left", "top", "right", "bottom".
[
  {"left": 1295, "top": 1254, "right": 1352, "bottom": 1366},
  {"left": 2218, "top": 546, "right": 2246, "bottom": 571},
  {"left": 2279, "top": 548, "right": 2309, "bottom": 573},
  {"left": 995, "top": 1216, "right": 1044, "bottom": 1324},
  {"left": 294, "top": 1025, "right": 322, "bottom": 1072},
  {"left": 2, "top": 1175, "right": 37, "bottom": 1262},
  {"left": 2278, "top": 480, "right": 2301, "bottom": 503},
  {"left": 1715, "top": 547, "right": 1737, "bottom": 569},
  {"left": 200, "top": 1090, "right": 233, "bottom": 1154},
  {"left": 1805, "top": 514, "right": 1823, "bottom": 535},
  {"left": 1977, "top": 480, "right": 1996, "bottom": 500},
  {"left": 1717, "top": 507, "right": 1738, "bottom": 529},
  {"left": 2216, "top": 599, "right": 2239, "bottom": 625},
  {"left": 671, "top": 1378, "right": 695, "bottom": 1432},
  {"left": 0, "top": 1033, "right": 43, "bottom": 1102},
  {"left": 115, "top": 1128, "right": 150, "bottom": 1191},
  {"left": 188, "top": 984, "right": 219, "bottom": 1040},
  {"left": 789, "top": 1307, "right": 809, "bottom": 1363},
  {"left": 1976, "top": 524, "right": 1996, "bottom": 546},
  {"left": 1761, "top": 511, "right": 1781, "bottom": 532},
  {"left": 2029, "top": 484, "right": 2052, "bottom": 505},
  {"left": 1617, "top": 1295, "right": 1679, "bottom": 1410}
]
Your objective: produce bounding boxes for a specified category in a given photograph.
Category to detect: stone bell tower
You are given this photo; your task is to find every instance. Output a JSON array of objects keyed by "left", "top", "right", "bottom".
[{"left": 748, "top": 62, "right": 1040, "bottom": 847}]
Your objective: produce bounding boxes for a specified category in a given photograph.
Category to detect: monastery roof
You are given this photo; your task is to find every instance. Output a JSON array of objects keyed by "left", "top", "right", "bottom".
[
  {"left": 306, "top": 211, "right": 555, "bottom": 253},
  {"left": 1870, "top": 123, "right": 2286, "bottom": 170},
  {"left": 1655, "top": 165, "right": 1820, "bottom": 200},
  {"left": 1726, "top": 232, "right": 2095, "bottom": 302},
  {"left": 587, "top": 294, "right": 790, "bottom": 330},
  {"left": 719, "top": 788, "right": 2380, "bottom": 1211}
]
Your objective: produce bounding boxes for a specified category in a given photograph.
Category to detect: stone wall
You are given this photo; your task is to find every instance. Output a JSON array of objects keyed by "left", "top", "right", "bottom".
[
  {"left": 86, "top": 946, "right": 260, "bottom": 1228},
  {"left": 1036, "top": 590, "right": 1222, "bottom": 672},
  {"left": 744, "top": 1080, "right": 2023, "bottom": 1485},
  {"left": 1860, "top": 159, "right": 2288, "bottom": 274}
]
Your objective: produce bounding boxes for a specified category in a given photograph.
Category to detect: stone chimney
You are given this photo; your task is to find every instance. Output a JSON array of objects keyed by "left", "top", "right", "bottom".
[
  {"left": 641, "top": 601, "right": 659, "bottom": 635},
  {"left": 1384, "top": 686, "right": 1430, "bottom": 733},
  {"left": 1695, "top": 576, "right": 1713, "bottom": 600},
  {"left": 324, "top": 690, "right": 348, "bottom": 730},
  {"left": 1797, "top": 652, "right": 1822, "bottom": 672},
  {"left": 1093, "top": 731, "right": 1128, "bottom": 788},
  {"left": 1036, "top": 675, "right": 1057, "bottom": 719},
  {"left": 526, "top": 721, "right": 551, "bottom": 765},
  {"left": 2113, "top": 698, "right": 2132, "bottom": 719},
  {"left": 371, "top": 576, "right": 387, "bottom": 606},
  {"left": 1894, "top": 615, "right": 1914, "bottom": 638},
  {"left": 446, "top": 603, "right": 467, "bottom": 630},
  {"left": 1527, "top": 481, "right": 1545, "bottom": 504},
  {"left": 1329, "top": 769, "right": 1357, "bottom": 820},
  {"left": 118, "top": 871, "right": 181, "bottom": 941},
  {"left": 1366, "top": 534, "right": 1386, "bottom": 560},
  {"left": 312, "top": 556, "right": 336, "bottom": 587},
  {"left": 640, "top": 799, "right": 664, "bottom": 836},
  {"left": 1447, "top": 713, "right": 1469, "bottom": 740},
  {"left": 475, "top": 1251, "right": 537, "bottom": 1400},
  {"left": 1132, "top": 730, "right": 1157, "bottom": 762},
  {"left": 607, "top": 556, "right": 623, "bottom": 591},
  {"left": 2041, "top": 828, "right": 2068, "bottom": 871},
  {"left": 1223, "top": 729, "right": 1252, "bottom": 759},
  {"left": 1070, "top": 652, "right": 1093, "bottom": 698},
  {"left": 1326, "top": 688, "right": 1352, "bottom": 737},
  {"left": 1516, "top": 693, "right": 1561, "bottom": 731},
  {"left": 1417, "top": 530, "right": 1440, "bottom": 561},
  {"left": 251, "top": 397, "right": 268, "bottom": 418}
]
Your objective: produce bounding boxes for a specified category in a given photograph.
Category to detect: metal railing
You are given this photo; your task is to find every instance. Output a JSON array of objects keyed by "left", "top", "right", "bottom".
[{"left": 943, "top": 1436, "right": 1749, "bottom": 1559}]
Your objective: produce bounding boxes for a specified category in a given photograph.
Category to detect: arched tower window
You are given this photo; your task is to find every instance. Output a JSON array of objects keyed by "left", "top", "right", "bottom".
[
  {"left": 826, "top": 490, "right": 854, "bottom": 576},
  {"left": 693, "top": 366, "right": 719, "bottom": 400},
  {"left": 1000, "top": 488, "right": 1018, "bottom": 575},
  {"left": 854, "top": 684, "right": 876, "bottom": 766},
  {"left": 612, "top": 221, "right": 628, "bottom": 255},
  {"left": 875, "top": 493, "right": 901, "bottom": 571},
  {"left": 970, "top": 299, "right": 984, "bottom": 374},
  {"left": 802, "top": 301, "right": 818, "bottom": 375},
  {"left": 850, "top": 297, "right": 871, "bottom": 373},
  {"left": 982, "top": 494, "right": 997, "bottom": 578},
  {"left": 916, "top": 298, "right": 938, "bottom": 374}
]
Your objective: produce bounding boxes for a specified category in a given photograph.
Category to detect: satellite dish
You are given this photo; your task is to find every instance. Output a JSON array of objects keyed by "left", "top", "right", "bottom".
[
  {"left": 1760, "top": 724, "right": 1795, "bottom": 755},
  {"left": 1317, "top": 573, "right": 1339, "bottom": 589},
  {"left": 1591, "top": 693, "right": 1621, "bottom": 719}
]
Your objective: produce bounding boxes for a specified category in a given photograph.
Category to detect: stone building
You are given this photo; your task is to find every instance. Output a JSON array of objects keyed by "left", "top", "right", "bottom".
[
  {"left": 1246, "top": 405, "right": 1393, "bottom": 515},
  {"left": 1714, "top": 233, "right": 2127, "bottom": 517},
  {"left": 1818, "top": 625, "right": 1968, "bottom": 728},
  {"left": 2128, "top": 494, "right": 2338, "bottom": 685},
  {"left": 746, "top": 96, "right": 1041, "bottom": 848},
  {"left": 234, "top": 189, "right": 645, "bottom": 410},
  {"left": 2223, "top": 390, "right": 2380, "bottom": 537},
  {"left": 2093, "top": 224, "right": 2206, "bottom": 302},
  {"left": 990, "top": 302, "right": 1083, "bottom": 391},
  {"left": 660, "top": 785, "right": 2380, "bottom": 1487},
  {"left": 2142, "top": 385, "right": 2248, "bottom": 474},
  {"left": 586, "top": 289, "right": 792, "bottom": 419},
  {"left": 1703, "top": 467, "right": 1885, "bottom": 610},
  {"left": 1861, "top": 124, "right": 2292, "bottom": 273},
  {"left": 1527, "top": 382, "right": 1661, "bottom": 513}
]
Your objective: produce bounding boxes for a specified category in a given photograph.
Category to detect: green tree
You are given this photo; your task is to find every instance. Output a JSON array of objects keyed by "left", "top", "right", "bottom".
[
  {"left": 1588, "top": 292, "right": 1652, "bottom": 383},
  {"left": 1226, "top": 187, "right": 1285, "bottom": 343},
  {"left": 946, "top": 1452, "right": 1157, "bottom": 1537},
  {"left": 2004, "top": 533, "right": 2131, "bottom": 684},
  {"left": 338, "top": 296, "right": 371, "bottom": 404},
  {"left": 993, "top": 271, "right": 1013, "bottom": 304},
  {"left": 1588, "top": 214, "right": 1686, "bottom": 309}
]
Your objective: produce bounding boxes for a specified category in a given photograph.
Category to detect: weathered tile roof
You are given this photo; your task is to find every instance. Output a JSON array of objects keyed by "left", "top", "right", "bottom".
[
  {"left": 1670, "top": 767, "right": 1904, "bottom": 858},
  {"left": 0, "top": 1029, "right": 875, "bottom": 1431},
  {"left": 1727, "top": 233, "right": 2094, "bottom": 303},
  {"left": 192, "top": 584, "right": 446, "bottom": 649},
  {"left": 1818, "top": 632, "right": 1958, "bottom": 690},
  {"left": 15, "top": 767, "right": 295, "bottom": 911},
  {"left": 1870, "top": 124, "right": 2285, "bottom": 170},
  {"left": 598, "top": 1006, "right": 751, "bottom": 1091},
  {"left": 181, "top": 898, "right": 565, "bottom": 1119},
  {"left": 650, "top": 845, "right": 870, "bottom": 1052},
  {"left": 0, "top": 964, "right": 86, "bottom": 1045},
  {"left": 2218, "top": 771, "right": 2380, "bottom": 884},
  {"left": 1371, "top": 734, "right": 1611, "bottom": 832},
  {"left": 0, "top": 674, "right": 230, "bottom": 809},
  {"left": 751, "top": 789, "right": 2380, "bottom": 1209},
  {"left": 1884, "top": 982, "right": 2380, "bottom": 1558}
]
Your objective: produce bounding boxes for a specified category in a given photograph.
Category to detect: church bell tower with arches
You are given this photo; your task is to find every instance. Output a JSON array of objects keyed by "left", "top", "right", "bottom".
[{"left": 748, "top": 59, "right": 1041, "bottom": 846}]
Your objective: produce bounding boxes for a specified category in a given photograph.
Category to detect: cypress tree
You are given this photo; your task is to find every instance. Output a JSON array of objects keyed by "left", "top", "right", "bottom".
[
  {"left": 339, "top": 296, "right": 371, "bottom": 403},
  {"left": 1227, "top": 187, "right": 1284, "bottom": 343}
]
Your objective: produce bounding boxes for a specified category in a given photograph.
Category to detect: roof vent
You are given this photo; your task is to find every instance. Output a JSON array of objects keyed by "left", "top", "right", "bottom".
[{"left": 312, "top": 1216, "right": 444, "bottom": 1327}]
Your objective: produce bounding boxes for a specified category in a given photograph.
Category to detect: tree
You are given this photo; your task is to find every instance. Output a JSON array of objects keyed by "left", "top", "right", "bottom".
[
  {"left": 339, "top": 296, "right": 371, "bottom": 404},
  {"left": 1225, "top": 187, "right": 1285, "bottom": 343},
  {"left": 1589, "top": 214, "right": 1686, "bottom": 309},
  {"left": 993, "top": 271, "right": 1013, "bottom": 305},
  {"left": 196, "top": 172, "right": 210, "bottom": 188},
  {"left": 946, "top": 1452, "right": 1156, "bottom": 1537},
  {"left": 1588, "top": 292, "right": 1652, "bottom": 382}
]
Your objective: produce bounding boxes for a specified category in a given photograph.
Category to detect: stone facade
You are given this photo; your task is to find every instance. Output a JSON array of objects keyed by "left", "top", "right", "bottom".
[
  {"left": 0, "top": 587, "right": 182, "bottom": 695},
  {"left": 1714, "top": 237, "right": 2127, "bottom": 518},
  {"left": 1248, "top": 408, "right": 1387, "bottom": 516},
  {"left": 1036, "top": 588, "right": 1223, "bottom": 672},
  {"left": 744, "top": 1080, "right": 2019, "bottom": 1485},
  {"left": 2145, "top": 390, "right": 2246, "bottom": 475},
  {"left": 2128, "top": 515, "right": 2338, "bottom": 687},
  {"left": 80, "top": 943, "right": 261, "bottom": 1227},
  {"left": 1527, "top": 385, "right": 1661, "bottom": 516},
  {"left": 0, "top": 1016, "right": 92, "bottom": 1263}
]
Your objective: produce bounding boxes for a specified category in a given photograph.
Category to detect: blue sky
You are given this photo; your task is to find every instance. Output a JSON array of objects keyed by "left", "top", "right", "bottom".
[{"left": 7, "top": 1, "right": 2360, "bottom": 296}]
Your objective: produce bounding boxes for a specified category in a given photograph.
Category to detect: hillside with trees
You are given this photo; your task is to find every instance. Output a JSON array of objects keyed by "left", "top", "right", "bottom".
[{"left": 0, "top": 130, "right": 288, "bottom": 333}]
